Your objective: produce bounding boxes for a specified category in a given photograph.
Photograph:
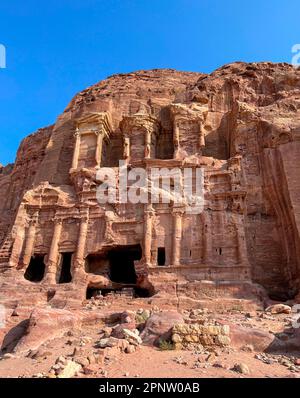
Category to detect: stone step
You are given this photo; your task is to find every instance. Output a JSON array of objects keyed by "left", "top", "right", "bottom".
[
  {"left": 0, "top": 247, "right": 12, "bottom": 252},
  {"left": 1, "top": 242, "right": 11, "bottom": 247},
  {"left": 0, "top": 250, "right": 11, "bottom": 256},
  {"left": 0, "top": 235, "right": 13, "bottom": 258}
]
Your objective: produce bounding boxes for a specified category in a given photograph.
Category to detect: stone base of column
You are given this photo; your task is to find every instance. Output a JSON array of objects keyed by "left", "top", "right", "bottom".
[
  {"left": 43, "top": 271, "right": 56, "bottom": 284},
  {"left": 43, "top": 260, "right": 57, "bottom": 284},
  {"left": 72, "top": 266, "right": 87, "bottom": 283},
  {"left": 72, "top": 256, "right": 86, "bottom": 278}
]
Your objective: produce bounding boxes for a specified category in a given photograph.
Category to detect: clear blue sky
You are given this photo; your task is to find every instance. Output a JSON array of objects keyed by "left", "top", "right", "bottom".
[{"left": 0, "top": 0, "right": 299, "bottom": 165}]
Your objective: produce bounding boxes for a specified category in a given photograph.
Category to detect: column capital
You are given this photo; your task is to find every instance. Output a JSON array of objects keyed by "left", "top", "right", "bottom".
[
  {"left": 79, "top": 206, "right": 89, "bottom": 216},
  {"left": 123, "top": 136, "right": 130, "bottom": 160},
  {"left": 28, "top": 210, "right": 39, "bottom": 226},
  {"left": 28, "top": 217, "right": 38, "bottom": 227},
  {"left": 172, "top": 206, "right": 185, "bottom": 216},
  {"left": 96, "top": 125, "right": 107, "bottom": 136},
  {"left": 52, "top": 217, "right": 64, "bottom": 225},
  {"left": 144, "top": 204, "right": 155, "bottom": 216},
  {"left": 80, "top": 215, "right": 89, "bottom": 223}
]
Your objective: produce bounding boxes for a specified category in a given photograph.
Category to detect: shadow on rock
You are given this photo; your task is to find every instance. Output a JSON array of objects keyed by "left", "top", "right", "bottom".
[{"left": 0, "top": 319, "right": 29, "bottom": 354}]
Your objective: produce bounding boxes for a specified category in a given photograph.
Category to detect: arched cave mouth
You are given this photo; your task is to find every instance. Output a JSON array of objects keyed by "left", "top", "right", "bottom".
[
  {"left": 24, "top": 254, "right": 45, "bottom": 282},
  {"left": 267, "top": 287, "right": 299, "bottom": 302},
  {"left": 85, "top": 244, "right": 155, "bottom": 298},
  {"left": 108, "top": 244, "right": 142, "bottom": 284},
  {"left": 260, "top": 272, "right": 299, "bottom": 302}
]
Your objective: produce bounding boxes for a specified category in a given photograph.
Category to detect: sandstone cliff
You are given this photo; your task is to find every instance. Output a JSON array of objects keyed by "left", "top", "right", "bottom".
[{"left": 0, "top": 63, "right": 299, "bottom": 307}]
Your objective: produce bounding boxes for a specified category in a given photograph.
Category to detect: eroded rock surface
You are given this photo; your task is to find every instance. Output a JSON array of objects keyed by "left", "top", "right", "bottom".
[{"left": 0, "top": 63, "right": 299, "bottom": 314}]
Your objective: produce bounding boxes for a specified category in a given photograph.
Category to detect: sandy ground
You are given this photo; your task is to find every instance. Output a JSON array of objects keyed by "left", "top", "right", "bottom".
[
  {"left": 0, "top": 299, "right": 299, "bottom": 378},
  {"left": 0, "top": 340, "right": 297, "bottom": 379}
]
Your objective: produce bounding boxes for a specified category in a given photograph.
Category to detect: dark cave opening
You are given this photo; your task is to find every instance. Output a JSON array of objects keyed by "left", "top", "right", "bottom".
[
  {"left": 267, "top": 287, "right": 299, "bottom": 302},
  {"left": 24, "top": 254, "right": 45, "bottom": 282},
  {"left": 85, "top": 244, "right": 156, "bottom": 299},
  {"left": 157, "top": 247, "right": 166, "bottom": 266},
  {"left": 108, "top": 244, "right": 142, "bottom": 284},
  {"left": 58, "top": 252, "right": 73, "bottom": 284}
]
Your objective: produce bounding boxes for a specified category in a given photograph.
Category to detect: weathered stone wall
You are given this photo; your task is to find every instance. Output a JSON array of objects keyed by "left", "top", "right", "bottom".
[{"left": 171, "top": 323, "right": 231, "bottom": 350}]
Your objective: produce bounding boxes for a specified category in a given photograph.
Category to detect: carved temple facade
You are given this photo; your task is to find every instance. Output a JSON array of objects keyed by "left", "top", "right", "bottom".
[
  {"left": 1, "top": 65, "right": 299, "bottom": 306},
  {"left": 1, "top": 106, "right": 251, "bottom": 303}
]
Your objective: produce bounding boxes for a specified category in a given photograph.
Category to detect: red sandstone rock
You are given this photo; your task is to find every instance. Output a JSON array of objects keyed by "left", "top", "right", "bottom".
[
  {"left": 265, "top": 304, "right": 292, "bottom": 314},
  {"left": 140, "top": 311, "right": 184, "bottom": 345},
  {"left": 0, "top": 63, "right": 299, "bottom": 310},
  {"left": 228, "top": 323, "right": 276, "bottom": 352},
  {"left": 111, "top": 323, "right": 137, "bottom": 339},
  {"left": 14, "top": 308, "right": 81, "bottom": 354}
]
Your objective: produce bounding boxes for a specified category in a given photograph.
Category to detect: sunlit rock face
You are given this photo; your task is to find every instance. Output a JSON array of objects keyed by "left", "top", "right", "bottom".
[{"left": 0, "top": 63, "right": 300, "bottom": 309}]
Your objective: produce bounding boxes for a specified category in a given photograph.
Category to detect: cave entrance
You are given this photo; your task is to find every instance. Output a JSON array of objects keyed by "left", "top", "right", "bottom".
[
  {"left": 58, "top": 253, "right": 73, "bottom": 284},
  {"left": 157, "top": 247, "right": 166, "bottom": 266},
  {"left": 24, "top": 254, "right": 45, "bottom": 282},
  {"left": 86, "top": 287, "right": 101, "bottom": 299},
  {"left": 108, "top": 244, "right": 142, "bottom": 285}
]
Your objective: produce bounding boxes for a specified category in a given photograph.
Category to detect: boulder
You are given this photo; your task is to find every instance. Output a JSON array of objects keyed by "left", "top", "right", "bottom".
[
  {"left": 265, "top": 304, "right": 292, "bottom": 314},
  {"left": 120, "top": 311, "right": 136, "bottom": 325},
  {"left": 96, "top": 337, "right": 119, "bottom": 348},
  {"left": 270, "top": 328, "right": 300, "bottom": 351},
  {"left": 87, "top": 274, "right": 111, "bottom": 289},
  {"left": 56, "top": 360, "right": 82, "bottom": 378},
  {"left": 111, "top": 323, "right": 137, "bottom": 339},
  {"left": 140, "top": 311, "right": 184, "bottom": 346},
  {"left": 233, "top": 363, "right": 250, "bottom": 375},
  {"left": 228, "top": 323, "right": 275, "bottom": 352},
  {"left": 125, "top": 345, "right": 136, "bottom": 354},
  {"left": 14, "top": 307, "right": 81, "bottom": 354},
  {"left": 123, "top": 329, "right": 142, "bottom": 346}
]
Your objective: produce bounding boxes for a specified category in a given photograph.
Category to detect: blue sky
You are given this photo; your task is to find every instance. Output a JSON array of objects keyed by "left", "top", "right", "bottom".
[{"left": 0, "top": 0, "right": 299, "bottom": 165}]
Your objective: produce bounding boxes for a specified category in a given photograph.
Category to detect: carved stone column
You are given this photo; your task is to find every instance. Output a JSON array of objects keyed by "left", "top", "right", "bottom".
[
  {"left": 73, "top": 209, "right": 89, "bottom": 279},
  {"left": 202, "top": 212, "right": 212, "bottom": 264},
  {"left": 235, "top": 220, "right": 249, "bottom": 265},
  {"left": 22, "top": 212, "right": 39, "bottom": 268},
  {"left": 199, "top": 123, "right": 206, "bottom": 149},
  {"left": 95, "top": 129, "right": 104, "bottom": 166},
  {"left": 44, "top": 218, "right": 63, "bottom": 283},
  {"left": 144, "top": 129, "right": 152, "bottom": 159},
  {"left": 71, "top": 129, "right": 81, "bottom": 170},
  {"left": 172, "top": 207, "right": 184, "bottom": 266},
  {"left": 123, "top": 135, "right": 130, "bottom": 162},
  {"left": 143, "top": 204, "right": 154, "bottom": 266},
  {"left": 173, "top": 120, "right": 180, "bottom": 158}
]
